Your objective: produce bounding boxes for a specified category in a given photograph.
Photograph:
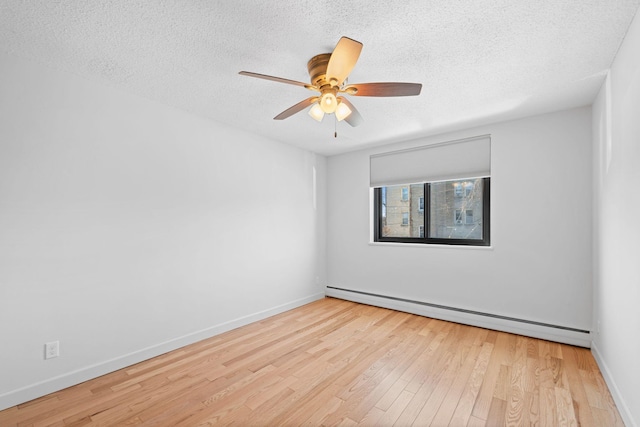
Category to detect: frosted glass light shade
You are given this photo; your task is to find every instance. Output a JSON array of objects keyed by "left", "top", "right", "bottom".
[
  {"left": 320, "top": 92, "right": 337, "bottom": 113},
  {"left": 308, "top": 103, "right": 324, "bottom": 122},
  {"left": 335, "top": 101, "right": 352, "bottom": 121}
]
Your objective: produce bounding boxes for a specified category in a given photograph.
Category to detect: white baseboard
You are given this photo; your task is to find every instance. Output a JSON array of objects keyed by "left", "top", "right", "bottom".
[
  {"left": 591, "top": 342, "right": 637, "bottom": 427},
  {"left": 0, "top": 292, "right": 324, "bottom": 411},
  {"left": 326, "top": 287, "right": 591, "bottom": 347}
]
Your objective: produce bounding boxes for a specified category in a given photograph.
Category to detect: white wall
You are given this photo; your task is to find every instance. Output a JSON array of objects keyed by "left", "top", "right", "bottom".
[
  {"left": 592, "top": 8, "right": 640, "bottom": 427},
  {"left": 327, "top": 107, "right": 593, "bottom": 345},
  {"left": 0, "top": 52, "right": 326, "bottom": 410}
]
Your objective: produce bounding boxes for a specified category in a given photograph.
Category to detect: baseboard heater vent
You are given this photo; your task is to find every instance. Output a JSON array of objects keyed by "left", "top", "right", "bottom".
[{"left": 326, "top": 286, "right": 590, "bottom": 336}]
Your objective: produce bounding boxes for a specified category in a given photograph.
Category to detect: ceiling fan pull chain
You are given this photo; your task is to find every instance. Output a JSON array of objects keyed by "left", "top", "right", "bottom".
[{"left": 334, "top": 116, "right": 337, "bottom": 138}]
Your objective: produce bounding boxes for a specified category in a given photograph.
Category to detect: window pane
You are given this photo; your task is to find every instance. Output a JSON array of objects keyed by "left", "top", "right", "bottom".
[
  {"left": 465, "top": 209, "right": 474, "bottom": 224},
  {"left": 402, "top": 212, "right": 409, "bottom": 225},
  {"left": 379, "top": 183, "right": 424, "bottom": 238},
  {"left": 455, "top": 209, "right": 462, "bottom": 224},
  {"left": 429, "top": 178, "right": 483, "bottom": 240}
]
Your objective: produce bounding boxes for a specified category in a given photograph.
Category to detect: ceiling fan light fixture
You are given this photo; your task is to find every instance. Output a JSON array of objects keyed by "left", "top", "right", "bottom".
[
  {"left": 320, "top": 92, "right": 337, "bottom": 113},
  {"left": 308, "top": 103, "right": 325, "bottom": 121},
  {"left": 240, "top": 36, "right": 422, "bottom": 127},
  {"left": 335, "top": 100, "right": 352, "bottom": 121}
]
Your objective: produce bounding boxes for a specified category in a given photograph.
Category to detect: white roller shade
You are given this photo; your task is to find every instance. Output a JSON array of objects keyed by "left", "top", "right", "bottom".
[{"left": 370, "top": 135, "right": 491, "bottom": 187}]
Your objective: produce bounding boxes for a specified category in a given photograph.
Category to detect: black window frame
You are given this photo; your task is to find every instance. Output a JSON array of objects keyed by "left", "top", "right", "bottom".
[{"left": 373, "top": 177, "right": 491, "bottom": 246}]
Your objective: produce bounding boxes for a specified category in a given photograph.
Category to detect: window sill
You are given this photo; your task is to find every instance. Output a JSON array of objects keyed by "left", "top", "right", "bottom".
[{"left": 368, "top": 241, "right": 493, "bottom": 250}]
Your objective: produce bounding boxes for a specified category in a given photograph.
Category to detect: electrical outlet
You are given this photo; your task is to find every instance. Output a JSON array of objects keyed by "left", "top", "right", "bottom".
[{"left": 45, "top": 341, "right": 59, "bottom": 359}]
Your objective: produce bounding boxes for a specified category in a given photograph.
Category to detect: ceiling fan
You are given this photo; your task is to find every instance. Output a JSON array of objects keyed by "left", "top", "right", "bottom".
[{"left": 239, "top": 36, "right": 422, "bottom": 127}]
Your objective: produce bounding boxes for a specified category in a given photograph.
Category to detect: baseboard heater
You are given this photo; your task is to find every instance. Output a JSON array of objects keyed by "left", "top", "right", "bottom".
[{"left": 325, "top": 286, "right": 591, "bottom": 347}]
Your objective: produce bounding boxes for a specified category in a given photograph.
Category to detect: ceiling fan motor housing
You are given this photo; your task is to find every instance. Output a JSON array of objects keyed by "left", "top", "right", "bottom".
[{"left": 307, "top": 53, "right": 332, "bottom": 86}]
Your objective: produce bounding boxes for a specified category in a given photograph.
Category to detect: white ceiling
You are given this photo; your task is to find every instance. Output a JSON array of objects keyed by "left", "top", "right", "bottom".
[{"left": 1, "top": 1, "right": 638, "bottom": 156}]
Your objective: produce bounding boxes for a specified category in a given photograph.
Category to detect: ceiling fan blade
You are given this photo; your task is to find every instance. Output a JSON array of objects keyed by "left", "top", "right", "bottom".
[
  {"left": 338, "top": 97, "right": 363, "bottom": 127},
  {"left": 274, "top": 97, "right": 319, "bottom": 120},
  {"left": 344, "top": 82, "right": 422, "bottom": 97},
  {"left": 239, "top": 71, "right": 310, "bottom": 88},
  {"left": 326, "top": 37, "right": 363, "bottom": 86}
]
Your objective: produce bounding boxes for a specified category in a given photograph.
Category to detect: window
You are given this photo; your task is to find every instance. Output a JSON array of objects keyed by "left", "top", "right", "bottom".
[
  {"left": 465, "top": 183, "right": 474, "bottom": 197},
  {"left": 402, "top": 212, "right": 409, "bottom": 226},
  {"left": 374, "top": 177, "right": 490, "bottom": 246},
  {"left": 401, "top": 187, "right": 409, "bottom": 201},
  {"left": 455, "top": 209, "right": 463, "bottom": 224},
  {"left": 465, "top": 209, "right": 474, "bottom": 224},
  {"left": 370, "top": 135, "right": 490, "bottom": 245}
]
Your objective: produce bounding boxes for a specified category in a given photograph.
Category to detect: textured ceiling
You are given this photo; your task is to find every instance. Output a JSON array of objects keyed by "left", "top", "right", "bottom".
[{"left": 1, "top": 1, "right": 638, "bottom": 155}]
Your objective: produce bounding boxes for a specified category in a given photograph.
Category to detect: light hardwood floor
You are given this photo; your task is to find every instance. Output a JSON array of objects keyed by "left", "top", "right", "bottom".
[{"left": 0, "top": 298, "right": 624, "bottom": 426}]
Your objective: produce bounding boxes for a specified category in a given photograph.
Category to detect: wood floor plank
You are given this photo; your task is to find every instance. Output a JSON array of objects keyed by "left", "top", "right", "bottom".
[
  {"left": 587, "top": 364, "right": 626, "bottom": 426},
  {"left": 295, "top": 337, "right": 407, "bottom": 426},
  {"left": 470, "top": 346, "right": 503, "bottom": 420},
  {"left": 555, "top": 386, "right": 579, "bottom": 427},
  {"left": 412, "top": 345, "right": 468, "bottom": 425},
  {"left": 427, "top": 330, "right": 487, "bottom": 425},
  {"left": 521, "top": 391, "right": 538, "bottom": 427},
  {"left": 401, "top": 326, "right": 447, "bottom": 393},
  {"left": 486, "top": 396, "right": 507, "bottom": 426},
  {"left": 448, "top": 341, "right": 494, "bottom": 426},
  {"left": 359, "top": 405, "right": 385, "bottom": 426},
  {"left": 374, "top": 378, "right": 409, "bottom": 411},
  {"left": 375, "top": 389, "right": 413, "bottom": 425},
  {"left": 562, "top": 345, "right": 596, "bottom": 427},
  {"left": 229, "top": 383, "right": 296, "bottom": 426},
  {"left": 300, "top": 394, "right": 344, "bottom": 426},
  {"left": 540, "top": 385, "right": 559, "bottom": 427},
  {"left": 0, "top": 298, "right": 624, "bottom": 426},
  {"left": 394, "top": 324, "right": 469, "bottom": 425},
  {"left": 467, "top": 414, "right": 488, "bottom": 427},
  {"left": 336, "top": 321, "right": 431, "bottom": 422},
  {"left": 504, "top": 336, "right": 528, "bottom": 426}
]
